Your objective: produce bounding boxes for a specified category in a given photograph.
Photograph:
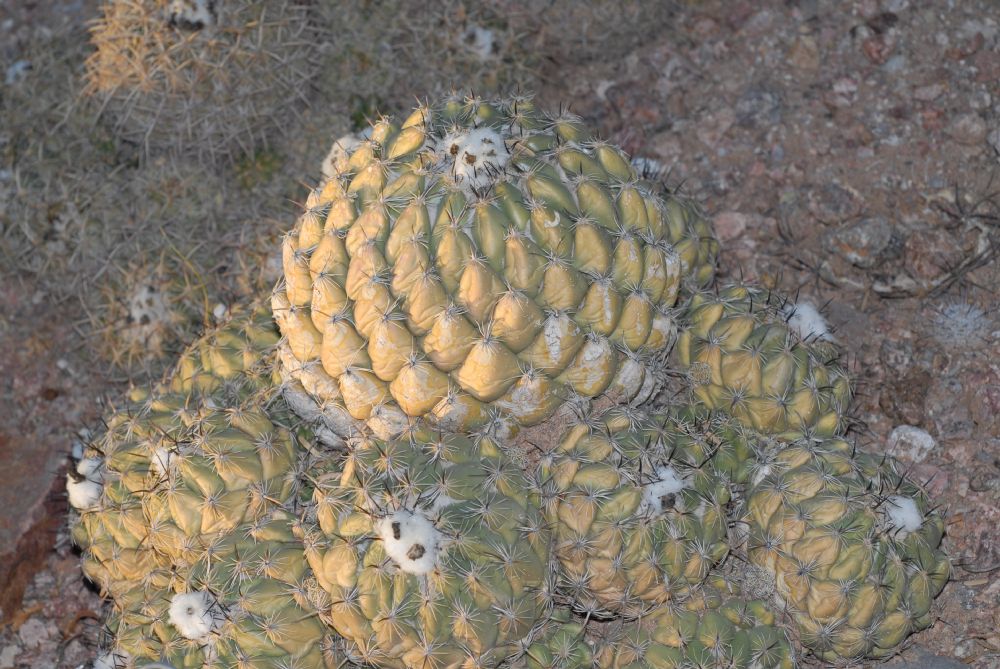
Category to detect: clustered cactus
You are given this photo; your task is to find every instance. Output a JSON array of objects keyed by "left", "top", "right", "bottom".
[{"left": 70, "top": 95, "right": 949, "bottom": 669}]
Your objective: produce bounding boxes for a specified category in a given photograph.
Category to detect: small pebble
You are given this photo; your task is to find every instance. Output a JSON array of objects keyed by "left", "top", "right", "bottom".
[
  {"left": 882, "top": 54, "right": 908, "bottom": 72},
  {"left": 713, "top": 211, "right": 749, "bottom": 241},
  {"left": 887, "top": 425, "right": 936, "bottom": 463},
  {"left": 913, "top": 83, "right": 945, "bottom": 101},
  {"left": 4, "top": 60, "right": 30, "bottom": 85},
  {"left": 17, "top": 618, "right": 49, "bottom": 649},
  {"left": 948, "top": 113, "right": 987, "bottom": 145},
  {"left": 822, "top": 217, "right": 893, "bottom": 268},
  {"left": 987, "top": 128, "right": 1000, "bottom": 156}
]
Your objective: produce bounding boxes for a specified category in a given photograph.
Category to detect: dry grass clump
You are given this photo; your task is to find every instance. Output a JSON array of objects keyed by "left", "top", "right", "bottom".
[{"left": 85, "top": 0, "right": 321, "bottom": 164}]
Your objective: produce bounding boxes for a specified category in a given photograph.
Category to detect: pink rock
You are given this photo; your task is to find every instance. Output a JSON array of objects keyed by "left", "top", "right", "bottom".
[
  {"left": 695, "top": 108, "right": 735, "bottom": 148},
  {"left": 788, "top": 35, "right": 820, "bottom": 71},
  {"left": 913, "top": 83, "right": 946, "bottom": 101},
  {"left": 713, "top": 211, "right": 749, "bottom": 241},
  {"left": 826, "top": 77, "right": 858, "bottom": 108},
  {"left": 862, "top": 35, "right": 894, "bottom": 65},
  {"left": 947, "top": 113, "right": 987, "bottom": 146}
]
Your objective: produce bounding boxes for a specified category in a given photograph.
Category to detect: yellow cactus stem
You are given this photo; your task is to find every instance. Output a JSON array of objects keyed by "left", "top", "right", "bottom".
[
  {"left": 304, "top": 425, "right": 551, "bottom": 669},
  {"left": 675, "top": 282, "right": 852, "bottom": 440},
  {"left": 743, "top": 444, "right": 950, "bottom": 662},
  {"left": 84, "top": 0, "right": 321, "bottom": 163},
  {"left": 274, "top": 94, "right": 717, "bottom": 440},
  {"left": 579, "top": 576, "right": 795, "bottom": 669},
  {"left": 540, "top": 406, "right": 733, "bottom": 617},
  {"left": 73, "top": 305, "right": 343, "bottom": 668}
]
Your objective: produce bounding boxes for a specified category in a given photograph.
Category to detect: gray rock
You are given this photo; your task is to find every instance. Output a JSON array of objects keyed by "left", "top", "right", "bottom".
[
  {"left": 886, "top": 645, "right": 967, "bottom": 669},
  {"left": 948, "top": 113, "right": 988, "bottom": 146},
  {"left": 808, "top": 182, "right": 864, "bottom": 223},
  {"left": 882, "top": 54, "right": 908, "bottom": 73},
  {"left": 927, "top": 376, "right": 975, "bottom": 439},
  {"left": 823, "top": 217, "right": 893, "bottom": 268},
  {"left": 912, "top": 83, "right": 945, "bottom": 102},
  {"left": 734, "top": 85, "right": 782, "bottom": 128},
  {"left": 3, "top": 60, "right": 30, "bottom": 85},
  {"left": 988, "top": 127, "right": 1000, "bottom": 157},
  {"left": 17, "top": 618, "right": 49, "bottom": 649}
]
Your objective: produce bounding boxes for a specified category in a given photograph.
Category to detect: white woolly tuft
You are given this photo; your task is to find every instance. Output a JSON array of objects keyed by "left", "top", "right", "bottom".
[
  {"left": 427, "top": 492, "right": 459, "bottom": 515},
  {"left": 376, "top": 510, "right": 440, "bottom": 575},
  {"left": 93, "top": 650, "right": 129, "bottom": 669},
  {"left": 436, "top": 130, "right": 468, "bottom": 160},
  {"left": 67, "top": 457, "right": 104, "bottom": 511},
  {"left": 640, "top": 466, "right": 688, "bottom": 515},
  {"left": 165, "top": 0, "right": 215, "bottom": 29},
  {"left": 462, "top": 25, "right": 495, "bottom": 61},
  {"left": 212, "top": 302, "right": 230, "bottom": 321},
  {"left": 782, "top": 301, "right": 834, "bottom": 342},
  {"left": 127, "top": 281, "right": 171, "bottom": 335},
  {"left": 168, "top": 591, "right": 222, "bottom": 641},
  {"left": 151, "top": 447, "right": 174, "bottom": 476},
  {"left": 450, "top": 127, "right": 510, "bottom": 192},
  {"left": 885, "top": 495, "right": 923, "bottom": 536},
  {"left": 321, "top": 132, "right": 363, "bottom": 179}
]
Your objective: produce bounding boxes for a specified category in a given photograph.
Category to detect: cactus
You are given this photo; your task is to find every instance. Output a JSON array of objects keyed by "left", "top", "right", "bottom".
[
  {"left": 742, "top": 443, "right": 950, "bottom": 663},
  {"left": 675, "top": 283, "right": 852, "bottom": 440},
  {"left": 541, "top": 407, "right": 731, "bottom": 616},
  {"left": 85, "top": 0, "right": 320, "bottom": 163},
  {"left": 273, "top": 93, "right": 718, "bottom": 440},
  {"left": 302, "top": 424, "right": 551, "bottom": 669},
  {"left": 70, "top": 305, "right": 280, "bottom": 596},
  {"left": 94, "top": 511, "right": 338, "bottom": 669},
  {"left": 65, "top": 72, "right": 955, "bottom": 667},
  {"left": 88, "top": 255, "right": 206, "bottom": 374},
  {"left": 70, "top": 304, "right": 341, "bottom": 667},
  {"left": 518, "top": 576, "right": 795, "bottom": 669}
]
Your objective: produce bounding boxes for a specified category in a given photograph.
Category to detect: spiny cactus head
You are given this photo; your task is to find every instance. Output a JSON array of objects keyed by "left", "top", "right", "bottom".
[{"left": 276, "top": 93, "right": 719, "bottom": 441}]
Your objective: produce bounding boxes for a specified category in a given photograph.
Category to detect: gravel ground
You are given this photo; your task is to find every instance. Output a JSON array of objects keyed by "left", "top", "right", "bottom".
[{"left": 1, "top": 0, "right": 998, "bottom": 667}]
